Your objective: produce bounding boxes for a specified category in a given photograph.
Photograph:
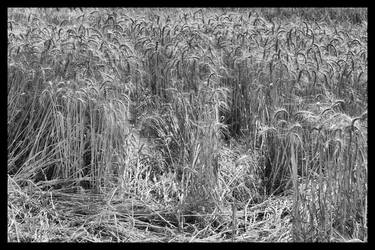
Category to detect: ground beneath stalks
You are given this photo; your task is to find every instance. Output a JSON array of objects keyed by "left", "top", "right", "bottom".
[{"left": 8, "top": 177, "right": 296, "bottom": 242}]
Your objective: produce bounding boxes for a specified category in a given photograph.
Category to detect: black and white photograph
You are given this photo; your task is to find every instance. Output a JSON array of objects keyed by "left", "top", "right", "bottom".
[{"left": 7, "top": 7, "right": 367, "bottom": 242}]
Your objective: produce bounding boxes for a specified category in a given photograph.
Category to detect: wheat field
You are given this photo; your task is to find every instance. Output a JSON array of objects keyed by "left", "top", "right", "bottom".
[{"left": 7, "top": 8, "right": 367, "bottom": 242}]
